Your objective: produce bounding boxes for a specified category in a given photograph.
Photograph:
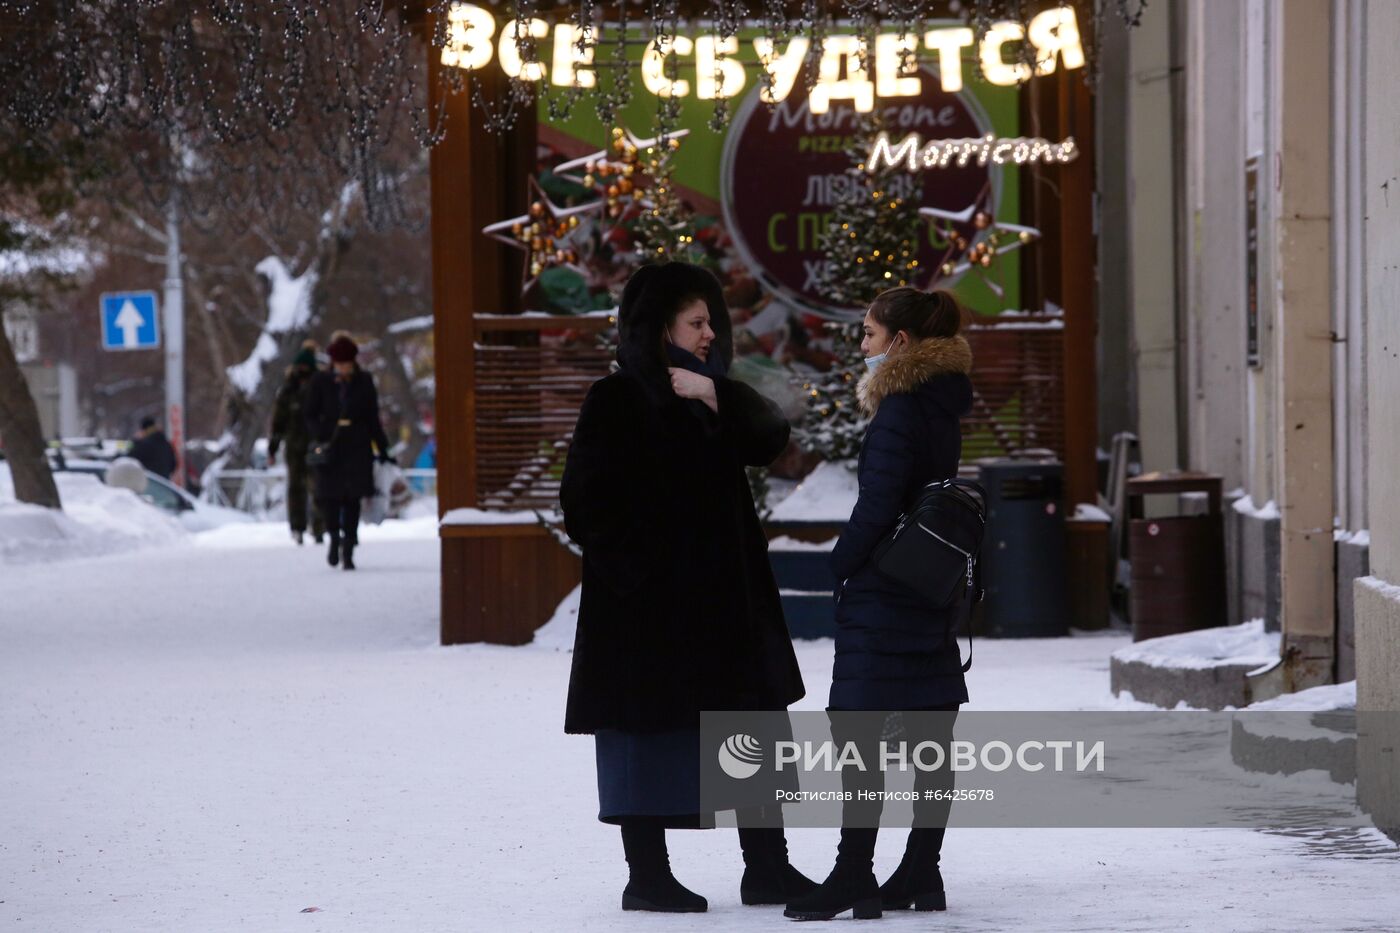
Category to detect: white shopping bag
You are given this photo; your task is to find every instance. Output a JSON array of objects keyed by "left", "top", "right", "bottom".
[{"left": 361, "top": 461, "right": 408, "bottom": 526}]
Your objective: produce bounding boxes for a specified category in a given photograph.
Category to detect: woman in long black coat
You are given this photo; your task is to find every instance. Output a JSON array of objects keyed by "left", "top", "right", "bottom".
[
  {"left": 303, "top": 334, "right": 392, "bottom": 571},
  {"left": 785, "top": 287, "right": 973, "bottom": 921},
  {"left": 561, "top": 261, "right": 812, "bottom": 914}
]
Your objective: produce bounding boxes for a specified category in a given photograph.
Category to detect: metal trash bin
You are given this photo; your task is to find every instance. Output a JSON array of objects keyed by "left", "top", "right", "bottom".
[
  {"left": 978, "top": 460, "right": 1069, "bottom": 638},
  {"left": 1126, "top": 472, "right": 1228, "bottom": 642}
]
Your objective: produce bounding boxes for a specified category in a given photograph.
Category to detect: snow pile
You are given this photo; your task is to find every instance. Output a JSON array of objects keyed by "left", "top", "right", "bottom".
[
  {"left": 1247, "top": 680, "right": 1356, "bottom": 712},
  {"left": 0, "top": 469, "right": 185, "bottom": 564},
  {"left": 1335, "top": 528, "right": 1370, "bottom": 546},
  {"left": 226, "top": 255, "right": 316, "bottom": 395},
  {"left": 1111, "top": 618, "right": 1279, "bottom": 672},
  {"left": 1072, "top": 503, "right": 1111, "bottom": 522},
  {"left": 768, "top": 460, "right": 858, "bottom": 523},
  {"left": 440, "top": 507, "right": 560, "bottom": 526},
  {"left": 530, "top": 584, "right": 581, "bottom": 650},
  {"left": 768, "top": 535, "right": 837, "bottom": 552},
  {"left": 1232, "top": 495, "right": 1281, "bottom": 520}
]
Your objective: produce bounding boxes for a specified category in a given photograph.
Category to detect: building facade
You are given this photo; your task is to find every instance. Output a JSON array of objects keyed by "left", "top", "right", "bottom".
[{"left": 1100, "top": 0, "right": 1395, "bottom": 829}]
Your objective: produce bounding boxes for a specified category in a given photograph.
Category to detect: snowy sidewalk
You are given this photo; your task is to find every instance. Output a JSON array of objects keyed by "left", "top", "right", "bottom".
[{"left": 2, "top": 535, "right": 1397, "bottom": 932}]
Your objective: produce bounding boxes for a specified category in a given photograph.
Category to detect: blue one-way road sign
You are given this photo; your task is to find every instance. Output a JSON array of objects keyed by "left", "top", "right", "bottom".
[{"left": 100, "top": 292, "right": 161, "bottom": 351}]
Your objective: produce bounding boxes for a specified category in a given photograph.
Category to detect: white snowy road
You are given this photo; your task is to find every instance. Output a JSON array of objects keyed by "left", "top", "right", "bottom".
[{"left": 2, "top": 531, "right": 1398, "bottom": 932}]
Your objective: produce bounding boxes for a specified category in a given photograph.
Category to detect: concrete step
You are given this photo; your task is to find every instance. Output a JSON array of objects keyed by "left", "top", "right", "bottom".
[{"left": 780, "top": 591, "right": 835, "bottom": 640}]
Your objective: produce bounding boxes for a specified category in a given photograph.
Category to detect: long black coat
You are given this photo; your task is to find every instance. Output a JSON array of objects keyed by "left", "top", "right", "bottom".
[
  {"left": 562, "top": 262, "right": 805, "bottom": 735},
  {"left": 303, "top": 367, "right": 391, "bottom": 501},
  {"left": 828, "top": 335, "right": 974, "bottom": 711}
]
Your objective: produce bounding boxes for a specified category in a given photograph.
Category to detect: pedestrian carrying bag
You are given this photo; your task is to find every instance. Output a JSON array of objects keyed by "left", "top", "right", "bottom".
[{"left": 870, "top": 478, "right": 987, "bottom": 611}]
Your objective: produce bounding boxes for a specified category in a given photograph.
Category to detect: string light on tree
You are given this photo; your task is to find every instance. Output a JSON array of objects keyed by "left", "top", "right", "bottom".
[
  {"left": 553, "top": 127, "right": 691, "bottom": 219},
  {"left": 792, "top": 321, "right": 869, "bottom": 463},
  {"left": 816, "top": 119, "right": 924, "bottom": 307}
]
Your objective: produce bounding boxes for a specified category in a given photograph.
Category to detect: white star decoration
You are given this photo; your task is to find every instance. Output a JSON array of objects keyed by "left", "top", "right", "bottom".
[{"left": 481, "top": 176, "right": 605, "bottom": 291}]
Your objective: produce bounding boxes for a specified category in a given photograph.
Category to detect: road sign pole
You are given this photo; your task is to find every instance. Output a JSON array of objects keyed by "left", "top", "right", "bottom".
[{"left": 163, "top": 195, "right": 186, "bottom": 488}]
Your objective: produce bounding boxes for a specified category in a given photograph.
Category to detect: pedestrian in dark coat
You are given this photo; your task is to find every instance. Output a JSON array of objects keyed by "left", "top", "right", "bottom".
[
  {"left": 269, "top": 341, "right": 324, "bottom": 545},
  {"left": 130, "top": 417, "right": 177, "bottom": 479},
  {"left": 561, "top": 260, "right": 813, "bottom": 914},
  {"left": 786, "top": 287, "right": 973, "bottom": 922},
  {"left": 303, "top": 334, "right": 391, "bottom": 570}
]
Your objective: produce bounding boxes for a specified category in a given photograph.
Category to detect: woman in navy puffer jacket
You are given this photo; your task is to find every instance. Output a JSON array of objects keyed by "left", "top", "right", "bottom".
[{"left": 785, "top": 287, "right": 973, "bottom": 922}]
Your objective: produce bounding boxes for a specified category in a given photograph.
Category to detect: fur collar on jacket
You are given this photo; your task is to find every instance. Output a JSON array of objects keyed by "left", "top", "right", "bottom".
[{"left": 856, "top": 335, "right": 973, "bottom": 416}]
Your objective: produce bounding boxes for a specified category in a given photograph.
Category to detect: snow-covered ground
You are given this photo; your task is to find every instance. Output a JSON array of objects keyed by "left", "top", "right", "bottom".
[{"left": 2, "top": 532, "right": 1397, "bottom": 932}]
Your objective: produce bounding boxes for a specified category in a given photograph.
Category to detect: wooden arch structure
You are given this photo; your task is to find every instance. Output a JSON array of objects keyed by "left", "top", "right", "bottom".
[{"left": 423, "top": 6, "right": 1103, "bottom": 645}]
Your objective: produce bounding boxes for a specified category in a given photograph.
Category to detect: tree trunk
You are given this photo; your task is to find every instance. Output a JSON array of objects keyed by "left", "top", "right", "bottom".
[{"left": 0, "top": 308, "right": 61, "bottom": 508}]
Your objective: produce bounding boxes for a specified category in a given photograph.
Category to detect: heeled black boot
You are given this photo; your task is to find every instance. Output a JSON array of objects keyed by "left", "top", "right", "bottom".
[
  {"left": 619, "top": 821, "right": 707, "bottom": 913},
  {"left": 342, "top": 539, "right": 355, "bottom": 571},
  {"left": 327, "top": 532, "right": 341, "bottom": 567},
  {"left": 783, "top": 829, "right": 881, "bottom": 921},
  {"left": 879, "top": 827, "right": 947, "bottom": 912},
  {"left": 738, "top": 827, "right": 817, "bottom": 906}
]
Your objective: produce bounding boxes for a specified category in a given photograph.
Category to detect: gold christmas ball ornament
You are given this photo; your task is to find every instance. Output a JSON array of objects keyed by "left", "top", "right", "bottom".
[
  {"left": 979, "top": 252, "right": 993, "bottom": 267},
  {"left": 606, "top": 184, "right": 620, "bottom": 198},
  {"left": 1019, "top": 230, "right": 1033, "bottom": 244},
  {"left": 529, "top": 201, "right": 545, "bottom": 217},
  {"left": 941, "top": 262, "right": 956, "bottom": 275},
  {"left": 582, "top": 174, "right": 595, "bottom": 188},
  {"left": 974, "top": 212, "right": 991, "bottom": 229},
  {"left": 668, "top": 137, "right": 681, "bottom": 150}
]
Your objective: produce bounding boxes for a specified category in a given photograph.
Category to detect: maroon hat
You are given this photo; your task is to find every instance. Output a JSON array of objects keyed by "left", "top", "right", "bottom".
[{"left": 327, "top": 335, "right": 358, "bottom": 362}]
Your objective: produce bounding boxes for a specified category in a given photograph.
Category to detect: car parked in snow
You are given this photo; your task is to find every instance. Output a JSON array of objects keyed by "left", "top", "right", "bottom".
[{"left": 54, "top": 459, "right": 252, "bottom": 532}]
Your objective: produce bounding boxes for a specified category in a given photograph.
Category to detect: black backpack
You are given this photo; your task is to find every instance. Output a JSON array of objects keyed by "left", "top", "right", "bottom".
[{"left": 869, "top": 478, "right": 986, "bottom": 670}]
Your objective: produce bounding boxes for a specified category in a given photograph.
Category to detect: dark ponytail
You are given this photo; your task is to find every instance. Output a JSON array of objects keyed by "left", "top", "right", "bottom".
[{"left": 867, "top": 286, "right": 963, "bottom": 340}]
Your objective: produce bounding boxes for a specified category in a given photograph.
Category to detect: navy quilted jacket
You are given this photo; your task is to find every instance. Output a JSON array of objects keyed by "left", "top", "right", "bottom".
[{"left": 828, "top": 335, "right": 974, "bottom": 711}]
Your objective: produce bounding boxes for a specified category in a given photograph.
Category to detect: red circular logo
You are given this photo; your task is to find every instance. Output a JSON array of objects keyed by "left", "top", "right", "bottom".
[{"left": 720, "top": 71, "right": 998, "bottom": 318}]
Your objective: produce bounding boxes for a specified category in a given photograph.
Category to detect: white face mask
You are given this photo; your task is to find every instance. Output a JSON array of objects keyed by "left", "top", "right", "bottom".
[{"left": 863, "top": 334, "right": 901, "bottom": 373}]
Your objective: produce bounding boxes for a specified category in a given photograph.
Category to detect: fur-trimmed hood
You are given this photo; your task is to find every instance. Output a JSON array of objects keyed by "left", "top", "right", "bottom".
[
  {"left": 616, "top": 261, "right": 733, "bottom": 402},
  {"left": 856, "top": 335, "right": 973, "bottom": 417}
]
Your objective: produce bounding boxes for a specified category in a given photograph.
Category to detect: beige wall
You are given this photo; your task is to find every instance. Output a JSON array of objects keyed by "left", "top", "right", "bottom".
[
  {"left": 1127, "top": 2, "right": 1182, "bottom": 477},
  {"left": 1273, "top": 0, "right": 1335, "bottom": 686},
  {"left": 1358, "top": 0, "right": 1400, "bottom": 831},
  {"left": 1181, "top": 0, "right": 1247, "bottom": 489}
]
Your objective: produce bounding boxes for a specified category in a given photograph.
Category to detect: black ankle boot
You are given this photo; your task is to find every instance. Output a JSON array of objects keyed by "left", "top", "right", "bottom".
[
  {"left": 327, "top": 534, "right": 340, "bottom": 567},
  {"left": 880, "top": 828, "right": 946, "bottom": 912},
  {"left": 342, "top": 541, "right": 355, "bottom": 571},
  {"left": 620, "top": 822, "right": 706, "bottom": 913},
  {"left": 783, "top": 859, "right": 882, "bottom": 921},
  {"left": 738, "top": 827, "right": 817, "bottom": 906}
]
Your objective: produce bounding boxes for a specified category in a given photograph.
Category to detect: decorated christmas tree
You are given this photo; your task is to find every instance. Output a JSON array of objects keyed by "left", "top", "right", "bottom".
[
  {"left": 792, "top": 320, "right": 868, "bottom": 463},
  {"left": 630, "top": 132, "right": 702, "bottom": 263},
  {"left": 816, "top": 118, "right": 925, "bottom": 307}
]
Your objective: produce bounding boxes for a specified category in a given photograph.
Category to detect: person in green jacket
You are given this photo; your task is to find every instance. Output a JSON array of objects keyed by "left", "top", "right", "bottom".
[{"left": 268, "top": 342, "right": 325, "bottom": 545}]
